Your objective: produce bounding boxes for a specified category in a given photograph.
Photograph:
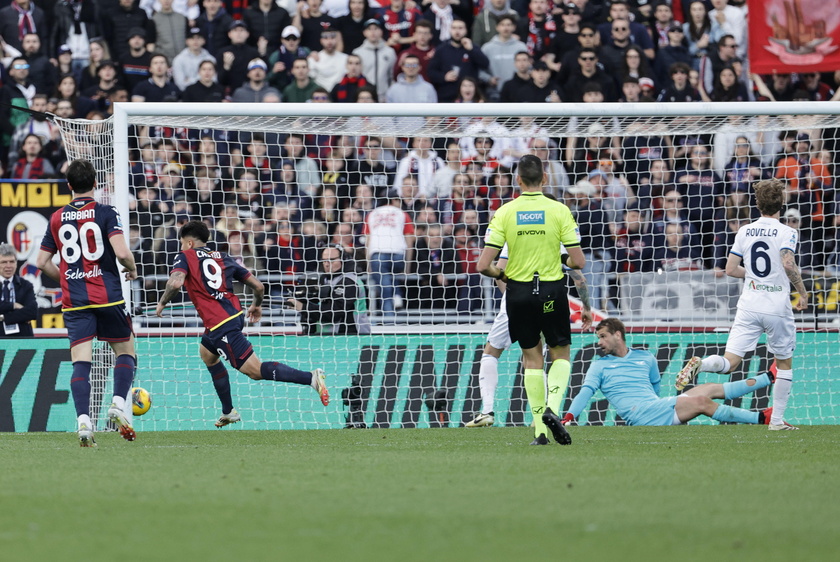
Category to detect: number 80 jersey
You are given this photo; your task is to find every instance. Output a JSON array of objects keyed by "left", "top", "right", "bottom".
[
  {"left": 41, "top": 196, "right": 126, "bottom": 310},
  {"left": 171, "top": 246, "right": 252, "bottom": 331},
  {"left": 730, "top": 216, "right": 798, "bottom": 318}
]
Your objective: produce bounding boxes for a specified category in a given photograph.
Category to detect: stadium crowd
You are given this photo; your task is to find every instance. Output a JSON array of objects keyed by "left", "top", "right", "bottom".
[{"left": 1, "top": 0, "right": 839, "bottom": 316}]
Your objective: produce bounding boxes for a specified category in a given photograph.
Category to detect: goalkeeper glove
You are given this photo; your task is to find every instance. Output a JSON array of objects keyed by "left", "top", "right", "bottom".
[{"left": 562, "top": 413, "right": 575, "bottom": 426}]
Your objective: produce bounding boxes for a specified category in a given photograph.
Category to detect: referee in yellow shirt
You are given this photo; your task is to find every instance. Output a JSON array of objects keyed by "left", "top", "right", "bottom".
[{"left": 478, "top": 154, "right": 586, "bottom": 445}]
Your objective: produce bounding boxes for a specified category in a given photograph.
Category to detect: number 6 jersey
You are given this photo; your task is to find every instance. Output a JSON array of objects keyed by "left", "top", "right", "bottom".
[
  {"left": 171, "top": 246, "right": 252, "bottom": 332},
  {"left": 730, "top": 216, "right": 798, "bottom": 318},
  {"left": 40, "top": 196, "right": 126, "bottom": 310}
]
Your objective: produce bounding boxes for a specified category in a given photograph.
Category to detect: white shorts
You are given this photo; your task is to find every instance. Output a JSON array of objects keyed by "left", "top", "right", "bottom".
[
  {"left": 486, "top": 293, "right": 512, "bottom": 351},
  {"left": 726, "top": 308, "right": 796, "bottom": 360}
]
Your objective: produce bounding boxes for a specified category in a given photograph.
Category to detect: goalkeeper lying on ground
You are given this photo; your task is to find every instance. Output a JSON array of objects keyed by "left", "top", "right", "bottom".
[{"left": 562, "top": 318, "right": 777, "bottom": 427}]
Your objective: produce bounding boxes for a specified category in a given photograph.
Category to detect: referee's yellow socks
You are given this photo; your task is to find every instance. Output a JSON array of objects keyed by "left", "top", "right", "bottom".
[
  {"left": 547, "top": 359, "right": 571, "bottom": 415},
  {"left": 524, "top": 369, "right": 548, "bottom": 437}
]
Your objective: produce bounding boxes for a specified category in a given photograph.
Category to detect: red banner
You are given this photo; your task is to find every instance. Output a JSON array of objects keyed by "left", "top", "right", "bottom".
[{"left": 749, "top": 0, "right": 840, "bottom": 74}]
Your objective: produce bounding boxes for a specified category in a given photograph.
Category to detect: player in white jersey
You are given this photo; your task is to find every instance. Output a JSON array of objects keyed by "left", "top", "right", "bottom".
[
  {"left": 675, "top": 179, "right": 808, "bottom": 430},
  {"left": 465, "top": 243, "right": 593, "bottom": 427}
]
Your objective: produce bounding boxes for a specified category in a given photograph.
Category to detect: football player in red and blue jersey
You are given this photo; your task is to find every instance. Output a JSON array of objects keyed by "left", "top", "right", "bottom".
[
  {"left": 36, "top": 159, "right": 139, "bottom": 447},
  {"left": 155, "top": 221, "right": 328, "bottom": 427}
]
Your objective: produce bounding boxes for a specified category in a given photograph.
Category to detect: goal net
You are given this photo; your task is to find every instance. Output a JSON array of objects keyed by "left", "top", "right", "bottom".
[{"left": 52, "top": 102, "right": 840, "bottom": 429}]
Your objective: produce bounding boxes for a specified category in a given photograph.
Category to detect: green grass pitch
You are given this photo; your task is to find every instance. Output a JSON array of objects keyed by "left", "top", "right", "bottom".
[{"left": 2, "top": 426, "right": 839, "bottom": 561}]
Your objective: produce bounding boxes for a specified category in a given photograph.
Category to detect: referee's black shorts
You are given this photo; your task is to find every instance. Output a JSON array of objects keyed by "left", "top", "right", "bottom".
[{"left": 505, "top": 279, "right": 571, "bottom": 350}]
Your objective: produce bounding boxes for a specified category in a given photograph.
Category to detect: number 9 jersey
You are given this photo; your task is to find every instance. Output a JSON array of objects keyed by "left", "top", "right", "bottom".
[
  {"left": 40, "top": 196, "right": 126, "bottom": 310},
  {"left": 730, "top": 216, "right": 798, "bottom": 318},
  {"left": 171, "top": 246, "right": 252, "bottom": 332}
]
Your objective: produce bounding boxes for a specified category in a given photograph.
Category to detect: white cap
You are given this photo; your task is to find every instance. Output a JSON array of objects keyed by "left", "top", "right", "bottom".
[
  {"left": 282, "top": 25, "right": 300, "bottom": 39},
  {"left": 567, "top": 180, "right": 596, "bottom": 197}
]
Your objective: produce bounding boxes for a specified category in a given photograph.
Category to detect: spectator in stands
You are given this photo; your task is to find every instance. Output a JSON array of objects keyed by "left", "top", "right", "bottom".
[
  {"left": 385, "top": 53, "right": 437, "bottom": 103},
  {"left": 613, "top": 203, "right": 657, "bottom": 274},
  {"left": 282, "top": 57, "right": 320, "bottom": 101},
  {"left": 481, "top": 14, "right": 527, "bottom": 102},
  {"left": 241, "top": 133, "right": 276, "bottom": 186},
  {"left": 19, "top": 33, "right": 55, "bottom": 95},
  {"left": 283, "top": 134, "right": 319, "bottom": 201},
  {"left": 380, "top": 0, "right": 423, "bottom": 52},
  {"left": 329, "top": 54, "right": 369, "bottom": 102},
  {"left": 347, "top": 137, "right": 394, "bottom": 200},
  {"left": 597, "top": 0, "right": 654, "bottom": 60},
  {"left": 153, "top": 0, "right": 188, "bottom": 62},
  {"left": 699, "top": 33, "right": 737, "bottom": 94},
  {"left": 307, "top": 23, "right": 349, "bottom": 92},
  {"left": 422, "top": 0, "right": 453, "bottom": 45},
  {"left": 683, "top": 0, "right": 721, "bottom": 71},
  {"left": 79, "top": 38, "right": 112, "bottom": 92},
  {"left": 260, "top": 218, "right": 300, "bottom": 276},
  {"left": 102, "top": 0, "right": 156, "bottom": 61},
  {"left": 499, "top": 50, "right": 531, "bottom": 103},
  {"left": 556, "top": 21, "right": 601, "bottom": 85},
  {"left": 227, "top": 168, "right": 269, "bottom": 221},
  {"left": 709, "top": 0, "right": 746, "bottom": 60},
  {"left": 364, "top": 193, "right": 415, "bottom": 317},
  {"left": 394, "top": 136, "right": 444, "bottom": 198},
  {"left": 565, "top": 179, "right": 611, "bottom": 311},
  {"left": 621, "top": 45, "right": 657, "bottom": 87},
  {"left": 8, "top": 94, "right": 59, "bottom": 163},
  {"left": 428, "top": 18, "right": 489, "bottom": 103},
  {"left": 336, "top": 0, "right": 371, "bottom": 54},
  {"left": 353, "top": 18, "right": 397, "bottom": 99},
  {"left": 700, "top": 65, "right": 749, "bottom": 102},
  {"left": 172, "top": 28, "right": 217, "bottom": 91},
  {"left": 189, "top": 166, "right": 225, "bottom": 219},
  {"left": 132, "top": 53, "right": 182, "bottom": 102},
  {"left": 80, "top": 60, "right": 122, "bottom": 109},
  {"left": 454, "top": 76, "right": 485, "bottom": 104},
  {"left": 543, "top": 2, "right": 582, "bottom": 71},
  {"left": 181, "top": 60, "right": 226, "bottom": 102},
  {"left": 394, "top": 19, "right": 436, "bottom": 81},
  {"left": 0, "top": 0, "right": 46, "bottom": 56},
  {"left": 453, "top": 223, "right": 482, "bottom": 313},
  {"left": 196, "top": 0, "right": 234, "bottom": 59},
  {"left": 413, "top": 223, "right": 458, "bottom": 309},
  {"left": 653, "top": 222, "right": 703, "bottom": 272},
  {"left": 515, "top": 0, "right": 556, "bottom": 64},
  {"left": 244, "top": 0, "right": 292, "bottom": 55},
  {"left": 563, "top": 48, "right": 618, "bottom": 102},
  {"left": 711, "top": 204, "right": 750, "bottom": 275},
  {"left": 654, "top": 23, "right": 692, "bottom": 86},
  {"left": 268, "top": 26, "right": 311, "bottom": 91},
  {"left": 599, "top": 17, "right": 637, "bottom": 75},
  {"left": 0, "top": 60, "right": 33, "bottom": 163},
  {"left": 231, "top": 58, "right": 282, "bottom": 101},
  {"left": 752, "top": 72, "right": 795, "bottom": 102},
  {"left": 657, "top": 61, "right": 700, "bottom": 102},
  {"left": 10, "top": 134, "right": 56, "bottom": 179},
  {"left": 635, "top": 158, "right": 675, "bottom": 209},
  {"left": 472, "top": 0, "right": 518, "bottom": 48},
  {"left": 652, "top": 188, "right": 700, "bottom": 246},
  {"left": 796, "top": 71, "right": 836, "bottom": 102},
  {"left": 588, "top": 158, "right": 632, "bottom": 224},
  {"left": 51, "top": 1, "right": 99, "bottom": 74},
  {"left": 219, "top": 20, "right": 261, "bottom": 92},
  {"left": 295, "top": 0, "right": 339, "bottom": 52},
  {"left": 723, "top": 136, "right": 765, "bottom": 195},
  {"left": 649, "top": 0, "right": 675, "bottom": 49},
  {"left": 120, "top": 28, "right": 153, "bottom": 94}
]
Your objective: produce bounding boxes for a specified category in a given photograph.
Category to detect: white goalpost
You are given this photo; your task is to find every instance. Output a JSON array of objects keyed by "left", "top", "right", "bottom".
[{"left": 51, "top": 101, "right": 840, "bottom": 430}]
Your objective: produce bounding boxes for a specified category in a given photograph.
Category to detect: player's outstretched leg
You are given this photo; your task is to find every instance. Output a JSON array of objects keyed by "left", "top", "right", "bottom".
[
  {"left": 311, "top": 368, "right": 329, "bottom": 406},
  {"left": 215, "top": 408, "right": 241, "bottom": 428},
  {"left": 676, "top": 356, "right": 702, "bottom": 391},
  {"left": 542, "top": 407, "right": 572, "bottom": 445}
]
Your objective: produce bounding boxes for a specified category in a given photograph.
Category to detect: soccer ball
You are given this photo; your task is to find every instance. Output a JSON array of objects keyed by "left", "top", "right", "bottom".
[{"left": 131, "top": 387, "right": 152, "bottom": 416}]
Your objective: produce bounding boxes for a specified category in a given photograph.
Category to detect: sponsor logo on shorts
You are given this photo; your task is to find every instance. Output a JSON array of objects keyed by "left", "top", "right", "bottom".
[
  {"left": 516, "top": 211, "right": 545, "bottom": 225},
  {"left": 543, "top": 300, "right": 554, "bottom": 313}
]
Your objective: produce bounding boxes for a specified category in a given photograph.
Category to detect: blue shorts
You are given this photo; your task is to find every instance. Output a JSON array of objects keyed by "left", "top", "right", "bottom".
[
  {"left": 64, "top": 304, "right": 133, "bottom": 347},
  {"left": 200, "top": 317, "right": 254, "bottom": 370},
  {"left": 626, "top": 396, "right": 679, "bottom": 426}
]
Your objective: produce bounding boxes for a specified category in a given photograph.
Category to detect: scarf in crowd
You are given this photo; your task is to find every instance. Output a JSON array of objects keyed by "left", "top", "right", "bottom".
[
  {"left": 332, "top": 74, "right": 369, "bottom": 102},
  {"left": 526, "top": 11, "right": 555, "bottom": 56},
  {"left": 12, "top": 1, "right": 36, "bottom": 43},
  {"left": 430, "top": 3, "right": 453, "bottom": 43},
  {"left": 13, "top": 157, "right": 47, "bottom": 180}
]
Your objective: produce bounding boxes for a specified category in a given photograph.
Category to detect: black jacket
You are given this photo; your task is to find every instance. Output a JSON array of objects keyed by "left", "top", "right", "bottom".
[{"left": 0, "top": 275, "right": 37, "bottom": 337}]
